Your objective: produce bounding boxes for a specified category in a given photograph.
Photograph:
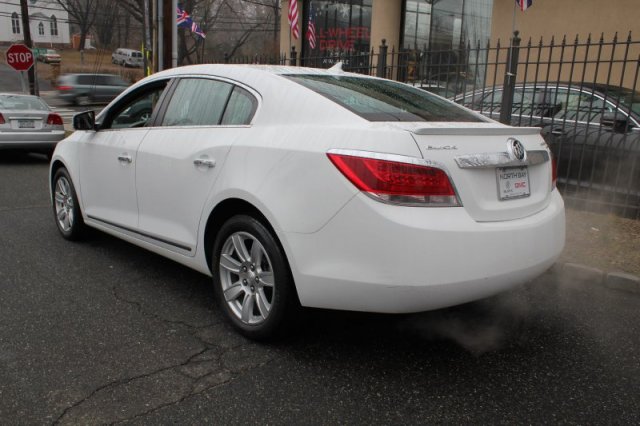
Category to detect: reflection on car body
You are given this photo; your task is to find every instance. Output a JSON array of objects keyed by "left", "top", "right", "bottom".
[{"left": 50, "top": 65, "right": 565, "bottom": 340}]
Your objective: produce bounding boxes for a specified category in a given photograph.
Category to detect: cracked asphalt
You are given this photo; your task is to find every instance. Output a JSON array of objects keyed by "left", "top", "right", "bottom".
[{"left": 1, "top": 152, "right": 639, "bottom": 424}]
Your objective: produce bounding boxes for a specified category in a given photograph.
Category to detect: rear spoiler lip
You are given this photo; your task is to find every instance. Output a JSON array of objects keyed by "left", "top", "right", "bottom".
[{"left": 411, "top": 126, "right": 542, "bottom": 136}]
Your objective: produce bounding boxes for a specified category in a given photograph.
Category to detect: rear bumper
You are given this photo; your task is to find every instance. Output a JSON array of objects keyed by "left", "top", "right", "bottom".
[
  {"left": 284, "top": 190, "right": 565, "bottom": 313},
  {"left": 0, "top": 130, "right": 65, "bottom": 149}
]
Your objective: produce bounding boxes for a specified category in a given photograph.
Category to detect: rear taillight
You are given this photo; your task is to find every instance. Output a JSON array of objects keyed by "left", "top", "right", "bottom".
[
  {"left": 47, "top": 113, "right": 63, "bottom": 126},
  {"left": 327, "top": 151, "right": 461, "bottom": 207},
  {"left": 0, "top": 113, "right": 4, "bottom": 125},
  {"left": 57, "top": 85, "right": 72, "bottom": 91}
]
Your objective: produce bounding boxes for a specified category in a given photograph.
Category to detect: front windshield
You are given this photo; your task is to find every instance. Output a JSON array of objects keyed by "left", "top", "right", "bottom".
[
  {"left": 286, "top": 75, "right": 485, "bottom": 122},
  {"left": 0, "top": 95, "right": 49, "bottom": 111}
]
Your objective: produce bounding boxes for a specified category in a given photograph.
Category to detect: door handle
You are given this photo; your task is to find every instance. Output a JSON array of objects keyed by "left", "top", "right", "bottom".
[
  {"left": 118, "top": 154, "right": 132, "bottom": 164},
  {"left": 193, "top": 158, "right": 216, "bottom": 168},
  {"left": 551, "top": 128, "right": 565, "bottom": 136}
]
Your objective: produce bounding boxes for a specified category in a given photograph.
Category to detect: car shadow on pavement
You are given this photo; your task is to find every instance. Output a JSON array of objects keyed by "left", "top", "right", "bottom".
[{"left": 0, "top": 151, "right": 49, "bottom": 164}]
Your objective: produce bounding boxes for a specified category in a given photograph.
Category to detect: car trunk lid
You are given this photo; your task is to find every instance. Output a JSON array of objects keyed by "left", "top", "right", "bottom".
[
  {"left": 398, "top": 123, "right": 554, "bottom": 222},
  {"left": 4, "top": 110, "right": 48, "bottom": 131}
]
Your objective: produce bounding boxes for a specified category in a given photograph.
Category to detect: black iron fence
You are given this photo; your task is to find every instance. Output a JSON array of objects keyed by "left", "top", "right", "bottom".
[{"left": 220, "top": 33, "right": 640, "bottom": 219}]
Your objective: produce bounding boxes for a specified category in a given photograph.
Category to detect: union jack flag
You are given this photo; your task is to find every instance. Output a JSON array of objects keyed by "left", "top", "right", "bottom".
[
  {"left": 516, "top": 0, "right": 533, "bottom": 11},
  {"left": 307, "top": 4, "right": 316, "bottom": 49},
  {"left": 176, "top": 6, "right": 205, "bottom": 39},
  {"left": 288, "top": 0, "right": 299, "bottom": 40},
  {"left": 192, "top": 22, "right": 206, "bottom": 39},
  {"left": 176, "top": 6, "right": 191, "bottom": 27}
]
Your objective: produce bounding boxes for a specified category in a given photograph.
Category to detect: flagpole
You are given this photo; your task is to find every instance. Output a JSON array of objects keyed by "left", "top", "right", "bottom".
[
  {"left": 507, "top": 1, "right": 517, "bottom": 77},
  {"left": 511, "top": 0, "right": 517, "bottom": 37},
  {"left": 288, "top": 0, "right": 292, "bottom": 65}
]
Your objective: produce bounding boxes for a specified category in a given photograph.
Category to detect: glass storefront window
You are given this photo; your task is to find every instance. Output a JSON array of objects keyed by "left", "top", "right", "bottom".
[
  {"left": 305, "top": 0, "right": 372, "bottom": 56},
  {"left": 404, "top": 0, "right": 432, "bottom": 51},
  {"left": 402, "top": 0, "right": 493, "bottom": 51}
]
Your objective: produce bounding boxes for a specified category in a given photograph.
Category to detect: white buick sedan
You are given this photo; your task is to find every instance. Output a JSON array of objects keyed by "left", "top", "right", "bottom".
[{"left": 50, "top": 64, "right": 565, "bottom": 339}]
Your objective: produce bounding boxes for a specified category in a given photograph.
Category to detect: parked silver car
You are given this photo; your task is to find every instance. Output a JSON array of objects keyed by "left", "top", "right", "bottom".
[{"left": 0, "top": 93, "right": 65, "bottom": 156}]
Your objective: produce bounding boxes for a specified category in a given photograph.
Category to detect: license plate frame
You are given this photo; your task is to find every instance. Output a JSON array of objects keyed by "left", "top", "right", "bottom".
[
  {"left": 496, "top": 166, "right": 531, "bottom": 200},
  {"left": 18, "top": 120, "right": 35, "bottom": 129}
]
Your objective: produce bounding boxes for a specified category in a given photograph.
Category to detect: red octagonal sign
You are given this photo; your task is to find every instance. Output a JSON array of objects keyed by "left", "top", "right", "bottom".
[{"left": 5, "top": 44, "right": 34, "bottom": 72}]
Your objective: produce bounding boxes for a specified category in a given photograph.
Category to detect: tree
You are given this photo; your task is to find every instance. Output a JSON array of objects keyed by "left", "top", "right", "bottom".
[
  {"left": 94, "top": 2, "right": 120, "bottom": 47},
  {"left": 55, "top": 0, "right": 99, "bottom": 51}
]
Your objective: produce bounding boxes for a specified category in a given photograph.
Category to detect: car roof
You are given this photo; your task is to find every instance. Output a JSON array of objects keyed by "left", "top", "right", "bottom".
[
  {"left": 120, "top": 64, "right": 386, "bottom": 127},
  {"left": 150, "top": 63, "right": 364, "bottom": 79},
  {"left": 0, "top": 93, "right": 42, "bottom": 99},
  {"left": 65, "top": 73, "right": 122, "bottom": 77}
]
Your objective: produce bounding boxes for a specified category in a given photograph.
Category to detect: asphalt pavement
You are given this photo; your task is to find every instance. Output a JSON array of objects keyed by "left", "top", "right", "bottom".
[{"left": 0, "top": 154, "right": 639, "bottom": 424}]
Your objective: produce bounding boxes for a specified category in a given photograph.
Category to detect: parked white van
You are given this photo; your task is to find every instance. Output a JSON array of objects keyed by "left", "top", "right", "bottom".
[{"left": 111, "top": 48, "right": 143, "bottom": 68}]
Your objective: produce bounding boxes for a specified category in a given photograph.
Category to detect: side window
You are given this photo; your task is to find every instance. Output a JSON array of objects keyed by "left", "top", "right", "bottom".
[
  {"left": 106, "top": 75, "right": 125, "bottom": 86},
  {"left": 161, "top": 78, "right": 233, "bottom": 127},
  {"left": 107, "top": 81, "right": 168, "bottom": 129},
  {"left": 480, "top": 90, "right": 502, "bottom": 113},
  {"left": 553, "top": 89, "right": 613, "bottom": 122},
  {"left": 221, "top": 87, "right": 257, "bottom": 125},
  {"left": 93, "top": 75, "right": 109, "bottom": 86},
  {"left": 77, "top": 75, "right": 94, "bottom": 85}
]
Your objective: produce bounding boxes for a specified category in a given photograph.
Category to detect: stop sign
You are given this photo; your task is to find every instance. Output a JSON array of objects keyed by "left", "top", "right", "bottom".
[{"left": 5, "top": 44, "right": 34, "bottom": 72}]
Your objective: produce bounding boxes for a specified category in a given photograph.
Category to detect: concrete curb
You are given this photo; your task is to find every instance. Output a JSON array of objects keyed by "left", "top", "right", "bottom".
[{"left": 556, "top": 262, "right": 640, "bottom": 294}]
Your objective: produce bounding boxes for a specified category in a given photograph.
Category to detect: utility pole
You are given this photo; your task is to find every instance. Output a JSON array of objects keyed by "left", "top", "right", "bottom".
[
  {"left": 143, "top": 0, "right": 152, "bottom": 76},
  {"left": 19, "top": 0, "right": 38, "bottom": 96},
  {"left": 162, "top": 0, "right": 173, "bottom": 70}
]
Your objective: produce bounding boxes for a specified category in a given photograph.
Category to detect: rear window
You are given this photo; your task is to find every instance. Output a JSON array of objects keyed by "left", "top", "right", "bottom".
[
  {"left": 0, "top": 95, "right": 48, "bottom": 111},
  {"left": 286, "top": 75, "right": 483, "bottom": 122}
]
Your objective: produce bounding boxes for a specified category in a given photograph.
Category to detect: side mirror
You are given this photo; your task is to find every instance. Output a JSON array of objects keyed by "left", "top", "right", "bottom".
[
  {"left": 73, "top": 110, "right": 96, "bottom": 131},
  {"left": 600, "top": 112, "right": 630, "bottom": 133}
]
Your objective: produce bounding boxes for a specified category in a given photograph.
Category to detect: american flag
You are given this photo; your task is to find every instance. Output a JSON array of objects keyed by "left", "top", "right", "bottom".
[
  {"left": 288, "top": 0, "right": 299, "bottom": 40},
  {"left": 516, "top": 0, "right": 533, "bottom": 11},
  {"left": 307, "top": 5, "right": 316, "bottom": 49}
]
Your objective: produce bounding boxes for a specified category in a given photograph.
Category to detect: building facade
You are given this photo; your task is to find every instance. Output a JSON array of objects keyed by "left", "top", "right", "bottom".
[
  {"left": 1, "top": 0, "right": 71, "bottom": 47},
  {"left": 281, "top": 0, "right": 638, "bottom": 58}
]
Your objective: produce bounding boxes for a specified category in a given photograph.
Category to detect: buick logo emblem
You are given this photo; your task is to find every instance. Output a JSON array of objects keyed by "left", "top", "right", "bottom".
[{"left": 507, "top": 138, "right": 526, "bottom": 161}]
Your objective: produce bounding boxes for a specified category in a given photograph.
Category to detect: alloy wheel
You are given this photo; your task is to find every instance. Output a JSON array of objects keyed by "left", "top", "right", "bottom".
[
  {"left": 54, "top": 176, "right": 75, "bottom": 232},
  {"left": 219, "top": 231, "right": 275, "bottom": 325}
]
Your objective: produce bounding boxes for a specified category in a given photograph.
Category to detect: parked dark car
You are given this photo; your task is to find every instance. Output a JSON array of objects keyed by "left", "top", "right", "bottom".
[
  {"left": 56, "top": 73, "right": 129, "bottom": 106},
  {"left": 455, "top": 83, "right": 640, "bottom": 214}
]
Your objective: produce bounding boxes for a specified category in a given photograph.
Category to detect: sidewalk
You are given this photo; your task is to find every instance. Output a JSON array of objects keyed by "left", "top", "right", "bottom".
[{"left": 557, "top": 207, "right": 640, "bottom": 292}]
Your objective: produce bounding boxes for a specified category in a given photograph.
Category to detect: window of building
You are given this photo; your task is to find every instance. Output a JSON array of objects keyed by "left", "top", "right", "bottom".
[
  {"left": 304, "top": 0, "right": 372, "bottom": 59},
  {"left": 38, "top": 22, "right": 44, "bottom": 36},
  {"left": 401, "top": 0, "right": 493, "bottom": 88},
  {"left": 50, "top": 15, "right": 58, "bottom": 36},
  {"left": 403, "top": 0, "right": 432, "bottom": 51},
  {"left": 11, "top": 12, "right": 20, "bottom": 34}
]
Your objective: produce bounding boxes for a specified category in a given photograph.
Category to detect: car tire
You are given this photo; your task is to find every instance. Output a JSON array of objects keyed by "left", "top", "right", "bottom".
[
  {"left": 212, "top": 215, "right": 298, "bottom": 340},
  {"left": 75, "top": 95, "right": 90, "bottom": 106},
  {"left": 52, "top": 168, "right": 87, "bottom": 241}
]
